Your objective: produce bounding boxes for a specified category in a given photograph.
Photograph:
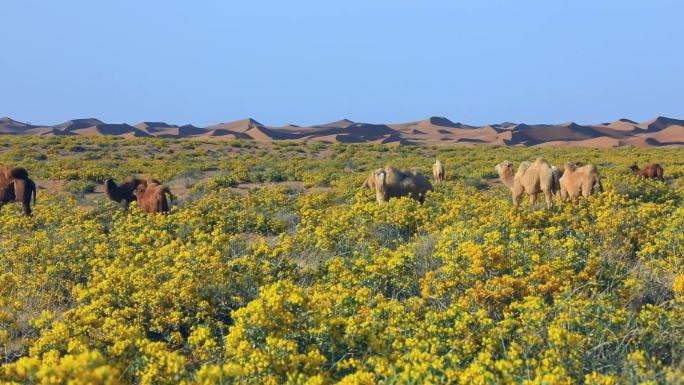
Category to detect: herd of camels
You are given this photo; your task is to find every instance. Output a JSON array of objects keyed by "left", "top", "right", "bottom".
[
  {"left": 363, "top": 158, "right": 665, "bottom": 209},
  {"left": 0, "top": 160, "right": 667, "bottom": 216}
]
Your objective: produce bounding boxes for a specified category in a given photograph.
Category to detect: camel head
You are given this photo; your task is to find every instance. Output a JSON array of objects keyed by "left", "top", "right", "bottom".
[
  {"left": 564, "top": 162, "right": 580, "bottom": 172},
  {"left": 136, "top": 184, "right": 148, "bottom": 195},
  {"left": 373, "top": 168, "right": 387, "bottom": 187},
  {"left": 495, "top": 161, "right": 515, "bottom": 189},
  {"left": 373, "top": 168, "right": 388, "bottom": 203},
  {"left": 494, "top": 160, "right": 513, "bottom": 175},
  {"left": 495, "top": 160, "right": 513, "bottom": 176},
  {"left": 630, "top": 165, "right": 640, "bottom": 173},
  {"left": 104, "top": 178, "right": 117, "bottom": 193}
]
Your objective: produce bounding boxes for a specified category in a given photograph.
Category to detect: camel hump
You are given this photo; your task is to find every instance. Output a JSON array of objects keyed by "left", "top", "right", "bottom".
[
  {"left": 9, "top": 167, "right": 29, "bottom": 179},
  {"left": 517, "top": 161, "right": 532, "bottom": 175}
]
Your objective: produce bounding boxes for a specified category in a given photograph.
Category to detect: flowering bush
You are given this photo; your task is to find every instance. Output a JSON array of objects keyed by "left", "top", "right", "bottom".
[{"left": 1, "top": 137, "right": 683, "bottom": 384}]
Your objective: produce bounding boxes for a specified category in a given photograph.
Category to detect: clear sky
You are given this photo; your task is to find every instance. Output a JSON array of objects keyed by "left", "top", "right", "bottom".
[{"left": 2, "top": 0, "right": 683, "bottom": 127}]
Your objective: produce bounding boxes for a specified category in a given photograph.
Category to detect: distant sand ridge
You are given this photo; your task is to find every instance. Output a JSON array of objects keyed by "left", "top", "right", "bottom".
[{"left": 2, "top": 116, "right": 684, "bottom": 147}]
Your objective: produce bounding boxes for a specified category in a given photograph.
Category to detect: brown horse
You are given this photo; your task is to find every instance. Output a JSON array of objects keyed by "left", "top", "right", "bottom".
[
  {"left": 630, "top": 164, "right": 664, "bottom": 181},
  {"left": 104, "top": 176, "right": 160, "bottom": 204},
  {"left": 135, "top": 182, "right": 174, "bottom": 214},
  {"left": 0, "top": 167, "right": 37, "bottom": 216}
]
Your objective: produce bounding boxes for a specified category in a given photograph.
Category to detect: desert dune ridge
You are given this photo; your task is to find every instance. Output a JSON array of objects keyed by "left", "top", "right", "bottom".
[{"left": 2, "top": 115, "right": 684, "bottom": 147}]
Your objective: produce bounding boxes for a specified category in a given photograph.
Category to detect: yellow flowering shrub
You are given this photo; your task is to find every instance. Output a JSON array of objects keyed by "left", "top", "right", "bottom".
[{"left": 1, "top": 137, "right": 683, "bottom": 384}]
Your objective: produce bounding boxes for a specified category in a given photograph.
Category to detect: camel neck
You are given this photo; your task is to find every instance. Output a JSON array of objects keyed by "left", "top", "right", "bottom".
[{"left": 499, "top": 171, "right": 514, "bottom": 189}]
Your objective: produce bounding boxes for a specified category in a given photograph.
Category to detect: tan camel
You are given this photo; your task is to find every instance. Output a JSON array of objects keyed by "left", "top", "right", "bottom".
[
  {"left": 362, "top": 173, "right": 377, "bottom": 192},
  {"left": 371, "top": 166, "right": 433, "bottom": 204},
  {"left": 432, "top": 160, "right": 445, "bottom": 184},
  {"left": 495, "top": 158, "right": 556, "bottom": 209},
  {"left": 559, "top": 162, "right": 602, "bottom": 200}
]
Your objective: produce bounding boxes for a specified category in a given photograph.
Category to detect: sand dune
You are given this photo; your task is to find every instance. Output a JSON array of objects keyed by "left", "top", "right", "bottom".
[{"left": 2, "top": 116, "right": 684, "bottom": 147}]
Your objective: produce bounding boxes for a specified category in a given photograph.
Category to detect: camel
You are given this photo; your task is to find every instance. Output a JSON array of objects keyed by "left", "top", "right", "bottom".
[
  {"left": 135, "top": 182, "right": 174, "bottom": 214},
  {"left": 0, "top": 167, "right": 37, "bottom": 216},
  {"left": 630, "top": 164, "right": 664, "bottom": 181},
  {"left": 432, "top": 160, "right": 445, "bottom": 184},
  {"left": 559, "top": 162, "right": 603, "bottom": 200},
  {"left": 362, "top": 173, "right": 377, "bottom": 192},
  {"left": 550, "top": 166, "right": 562, "bottom": 196},
  {"left": 495, "top": 158, "right": 556, "bottom": 209},
  {"left": 371, "top": 166, "right": 433, "bottom": 204},
  {"left": 104, "top": 176, "right": 159, "bottom": 205}
]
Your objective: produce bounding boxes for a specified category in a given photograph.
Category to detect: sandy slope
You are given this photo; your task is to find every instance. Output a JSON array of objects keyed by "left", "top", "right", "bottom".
[{"left": 2, "top": 116, "right": 684, "bottom": 147}]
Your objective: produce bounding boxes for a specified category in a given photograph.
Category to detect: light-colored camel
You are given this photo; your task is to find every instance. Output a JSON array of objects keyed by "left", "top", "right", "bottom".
[
  {"left": 495, "top": 158, "right": 556, "bottom": 209},
  {"left": 432, "top": 160, "right": 445, "bottom": 184},
  {"left": 371, "top": 166, "right": 433, "bottom": 204},
  {"left": 559, "top": 162, "right": 603, "bottom": 200},
  {"left": 362, "top": 173, "right": 377, "bottom": 192}
]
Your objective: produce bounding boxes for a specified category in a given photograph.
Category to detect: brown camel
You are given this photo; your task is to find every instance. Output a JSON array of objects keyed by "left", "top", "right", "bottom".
[
  {"left": 559, "top": 162, "right": 603, "bottom": 200},
  {"left": 495, "top": 158, "right": 556, "bottom": 209},
  {"left": 630, "top": 164, "right": 664, "bottom": 181},
  {"left": 0, "top": 167, "right": 37, "bottom": 216},
  {"left": 135, "top": 182, "right": 174, "bottom": 214},
  {"left": 432, "top": 160, "right": 445, "bottom": 184},
  {"left": 104, "top": 177, "right": 160, "bottom": 204},
  {"left": 371, "top": 166, "right": 433, "bottom": 204}
]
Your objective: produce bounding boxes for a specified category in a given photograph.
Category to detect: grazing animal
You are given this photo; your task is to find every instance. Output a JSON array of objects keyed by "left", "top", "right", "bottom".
[
  {"left": 630, "top": 164, "right": 664, "bottom": 181},
  {"left": 550, "top": 166, "right": 562, "bottom": 196},
  {"left": 371, "top": 166, "right": 433, "bottom": 204},
  {"left": 104, "top": 176, "right": 159, "bottom": 204},
  {"left": 559, "top": 162, "right": 603, "bottom": 200},
  {"left": 0, "top": 167, "right": 37, "bottom": 216},
  {"left": 135, "top": 182, "right": 174, "bottom": 214},
  {"left": 432, "top": 160, "right": 445, "bottom": 184},
  {"left": 362, "top": 173, "right": 377, "bottom": 192},
  {"left": 495, "top": 158, "right": 556, "bottom": 209}
]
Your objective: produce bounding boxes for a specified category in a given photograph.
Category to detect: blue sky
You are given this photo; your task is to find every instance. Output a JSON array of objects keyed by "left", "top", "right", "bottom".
[{"left": 1, "top": 0, "right": 682, "bottom": 126}]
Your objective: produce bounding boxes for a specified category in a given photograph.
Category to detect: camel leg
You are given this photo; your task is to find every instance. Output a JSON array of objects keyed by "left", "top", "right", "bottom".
[
  {"left": 571, "top": 188, "right": 580, "bottom": 201},
  {"left": 529, "top": 192, "right": 537, "bottom": 206},
  {"left": 22, "top": 201, "right": 32, "bottom": 216},
  {"left": 512, "top": 187, "right": 523, "bottom": 208},
  {"left": 543, "top": 189, "right": 553, "bottom": 209}
]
